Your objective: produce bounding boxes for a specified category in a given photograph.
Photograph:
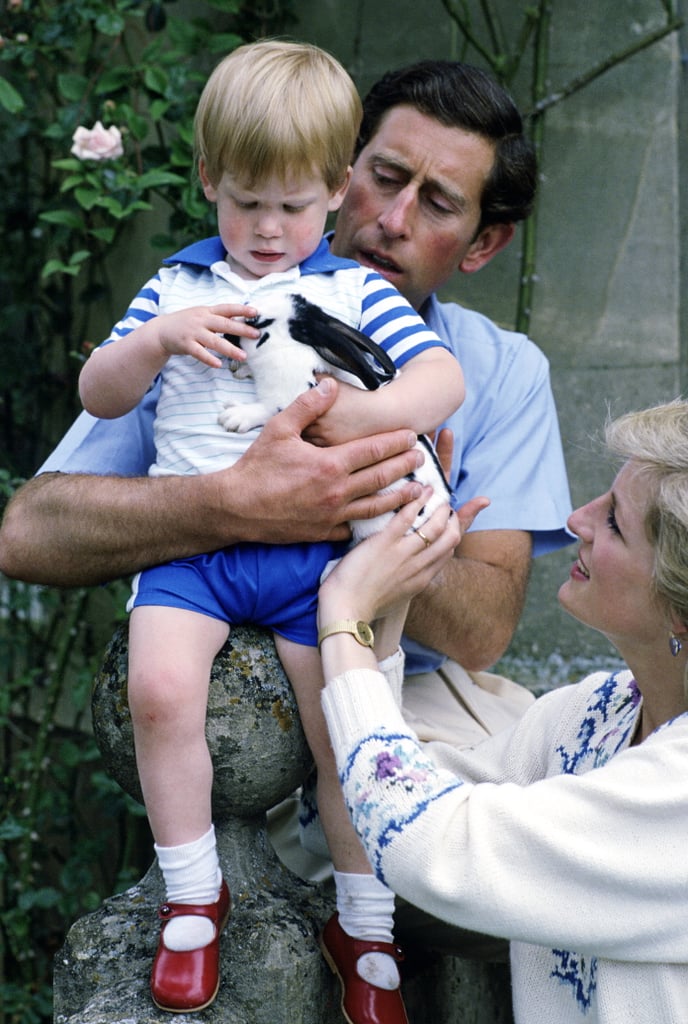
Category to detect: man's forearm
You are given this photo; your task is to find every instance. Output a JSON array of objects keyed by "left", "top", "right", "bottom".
[
  {"left": 0, "top": 472, "right": 236, "bottom": 587},
  {"left": 0, "top": 383, "right": 428, "bottom": 588},
  {"left": 403, "top": 532, "right": 532, "bottom": 671}
]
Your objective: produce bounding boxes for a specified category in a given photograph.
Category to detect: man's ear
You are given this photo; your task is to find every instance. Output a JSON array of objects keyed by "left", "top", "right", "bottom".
[
  {"left": 459, "top": 222, "right": 515, "bottom": 275},
  {"left": 198, "top": 159, "right": 217, "bottom": 203}
]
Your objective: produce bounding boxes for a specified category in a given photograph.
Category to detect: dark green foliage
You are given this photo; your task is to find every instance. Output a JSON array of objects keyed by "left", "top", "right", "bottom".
[{"left": 0, "top": 4, "right": 294, "bottom": 1021}]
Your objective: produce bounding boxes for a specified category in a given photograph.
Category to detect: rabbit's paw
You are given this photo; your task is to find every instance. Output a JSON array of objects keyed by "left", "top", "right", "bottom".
[{"left": 218, "top": 402, "right": 268, "bottom": 433}]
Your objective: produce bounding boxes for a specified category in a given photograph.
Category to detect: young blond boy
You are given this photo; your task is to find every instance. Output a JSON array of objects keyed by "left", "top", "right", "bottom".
[{"left": 79, "top": 40, "right": 463, "bottom": 1020}]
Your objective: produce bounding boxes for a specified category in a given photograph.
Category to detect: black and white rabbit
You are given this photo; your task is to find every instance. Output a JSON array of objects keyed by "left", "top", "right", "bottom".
[{"left": 218, "top": 291, "right": 451, "bottom": 541}]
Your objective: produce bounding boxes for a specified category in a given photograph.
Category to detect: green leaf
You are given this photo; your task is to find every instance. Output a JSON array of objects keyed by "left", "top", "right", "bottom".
[
  {"left": 44, "top": 122, "right": 72, "bottom": 141},
  {"left": 69, "top": 250, "right": 91, "bottom": 266},
  {"left": 93, "top": 195, "right": 124, "bottom": 216},
  {"left": 136, "top": 168, "right": 187, "bottom": 189},
  {"left": 97, "top": 66, "right": 134, "bottom": 93},
  {"left": 96, "top": 196, "right": 152, "bottom": 219},
  {"left": 18, "top": 886, "right": 61, "bottom": 911},
  {"left": 52, "top": 158, "right": 83, "bottom": 172},
  {"left": 144, "top": 65, "right": 169, "bottom": 95},
  {"left": 0, "top": 816, "right": 28, "bottom": 841},
  {"left": 126, "top": 111, "right": 150, "bottom": 140},
  {"left": 0, "top": 76, "right": 25, "bottom": 114},
  {"left": 74, "top": 187, "right": 101, "bottom": 211},
  {"left": 39, "top": 210, "right": 85, "bottom": 229},
  {"left": 95, "top": 11, "right": 126, "bottom": 36},
  {"left": 60, "top": 174, "right": 87, "bottom": 193},
  {"left": 90, "top": 226, "right": 117, "bottom": 243},
  {"left": 207, "top": 32, "right": 245, "bottom": 54},
  {"left": 57, "top": 73, "right": 89, "bottom": 102},
  {"left": 41, "top": 251, "right": 91, "bottom": 279},
  {"left": 150, "top": 97, "right": 170, "bottom": 121}
]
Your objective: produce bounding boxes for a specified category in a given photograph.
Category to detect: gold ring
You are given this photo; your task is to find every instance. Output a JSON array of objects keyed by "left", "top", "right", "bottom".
[{"left": 415, "top": 528, "right": 431, "bottom": 548}]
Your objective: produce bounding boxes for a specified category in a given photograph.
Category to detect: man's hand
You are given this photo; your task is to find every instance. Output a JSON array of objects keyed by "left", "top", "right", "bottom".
[
  {"left": 224, "top": 378, "right": 426, "bottom": 543},
  {"left": 0, "top": 379, "right": 426, "bottom": 586}
]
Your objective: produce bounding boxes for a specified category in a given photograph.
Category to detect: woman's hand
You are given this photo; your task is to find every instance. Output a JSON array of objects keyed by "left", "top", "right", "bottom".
[{"left": 318, "top": 489, "right": 488, "bottom": 631}]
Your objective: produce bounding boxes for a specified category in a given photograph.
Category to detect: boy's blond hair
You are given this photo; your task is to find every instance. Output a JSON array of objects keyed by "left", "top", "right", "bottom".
[{"left": 194, "top": 39, "right": 362, "bottom": 191}]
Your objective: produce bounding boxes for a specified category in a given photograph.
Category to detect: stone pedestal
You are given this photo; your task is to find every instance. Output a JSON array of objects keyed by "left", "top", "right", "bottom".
[
  {"left": 53, "top": 623, "right": 513, "bottom": 1024},
  {"left": 54, "top": 623, "right": 339, "bottom": 1024}
]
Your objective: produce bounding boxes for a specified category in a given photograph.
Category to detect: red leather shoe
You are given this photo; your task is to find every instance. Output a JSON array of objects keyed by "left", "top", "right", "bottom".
[
  {"left": 150, "top": 880, "right": 231, "bottom": 1013},
  {"left": 320, "top": 912, "right": 409, "bottom": 1024}
]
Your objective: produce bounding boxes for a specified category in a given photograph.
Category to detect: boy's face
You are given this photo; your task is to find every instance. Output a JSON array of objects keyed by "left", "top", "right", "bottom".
[{"left": 200, "top": 163, "right": 350, "bottom": 280}]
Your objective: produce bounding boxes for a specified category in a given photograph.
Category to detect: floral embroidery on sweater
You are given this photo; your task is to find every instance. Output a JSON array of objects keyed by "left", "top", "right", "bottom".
[
  {"left": 341, "top": 731, "right": 463, "bottom": 883},
  {"left": 550, "top": 672, "right": 641, "bottom": 1014}
]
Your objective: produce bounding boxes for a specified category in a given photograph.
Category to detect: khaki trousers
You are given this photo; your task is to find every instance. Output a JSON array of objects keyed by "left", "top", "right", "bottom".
[{"left": 267, "top": 659, "right": 534, "bottom": 960}]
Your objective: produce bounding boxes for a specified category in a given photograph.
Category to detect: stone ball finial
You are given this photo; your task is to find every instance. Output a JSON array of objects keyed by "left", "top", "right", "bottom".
[{"left": 91, "top": 623, "right": 313, "bottom": 820}]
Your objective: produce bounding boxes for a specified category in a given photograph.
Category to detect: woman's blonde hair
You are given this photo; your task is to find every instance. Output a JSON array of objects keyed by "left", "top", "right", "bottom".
[
  {"left": 194, "top": 40, "right": 362, "bottom": 190},
  {"left": 605, "top": 399, "right": 688, "bottom": 638}
]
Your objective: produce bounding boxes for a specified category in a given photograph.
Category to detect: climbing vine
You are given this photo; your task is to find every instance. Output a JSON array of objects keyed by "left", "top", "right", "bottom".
[{"left": 439, "top": 0, "right": 683, "bottom": 332}]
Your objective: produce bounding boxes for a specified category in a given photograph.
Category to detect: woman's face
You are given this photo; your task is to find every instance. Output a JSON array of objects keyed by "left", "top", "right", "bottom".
[{"left": 559, "top": 461, "right": 664, "bottom": 647}]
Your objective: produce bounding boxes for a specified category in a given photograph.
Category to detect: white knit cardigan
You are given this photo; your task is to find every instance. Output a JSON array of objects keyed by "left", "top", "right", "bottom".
[{"left": 322, "top": 665, "right": 688, "bottom": 1023}]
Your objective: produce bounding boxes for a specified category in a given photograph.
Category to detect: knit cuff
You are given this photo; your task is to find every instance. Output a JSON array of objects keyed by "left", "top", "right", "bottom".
[
  {"left": 322, "top": 668, "right": 408, "bottom": 771},
  {"left": 377, "top": 647, "right": 405, "bottom": 708}
]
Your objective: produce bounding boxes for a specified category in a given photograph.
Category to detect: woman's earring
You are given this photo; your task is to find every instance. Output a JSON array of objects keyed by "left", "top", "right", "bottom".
[{"left": 669, "top": 633, "right": 683, "bottom": 657}]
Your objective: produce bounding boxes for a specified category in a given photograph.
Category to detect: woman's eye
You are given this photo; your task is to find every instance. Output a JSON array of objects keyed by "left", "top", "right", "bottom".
[{"left": 606, "top": 506, "right": 621, "bottom": 535}]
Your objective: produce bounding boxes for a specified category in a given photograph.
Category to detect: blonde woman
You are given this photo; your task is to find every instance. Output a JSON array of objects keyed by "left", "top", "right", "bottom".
[{"left": 318, "top": 400, "right": 688, "bottom": 1024}]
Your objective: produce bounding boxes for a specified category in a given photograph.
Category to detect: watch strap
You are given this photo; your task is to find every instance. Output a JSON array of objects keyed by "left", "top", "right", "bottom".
[{"left": 317, "top": 619, "right": 374, "bottom": 649}]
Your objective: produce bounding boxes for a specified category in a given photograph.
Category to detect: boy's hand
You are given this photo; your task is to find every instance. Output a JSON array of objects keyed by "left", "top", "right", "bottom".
[{"left": 156, "top": 303, "right": 260, "bottom": 367}]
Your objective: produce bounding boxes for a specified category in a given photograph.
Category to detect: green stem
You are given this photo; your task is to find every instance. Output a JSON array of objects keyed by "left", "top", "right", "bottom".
[
  {"left": 440, "top": 0, "right": 497, "bottom": 67},
  {"left": 528, "top": 16, "right": 683, "bottom": 118},
  {"left": 516, "top": 0, "right": 551, "bottom": 334},
  {"left": 18, "top": 591, "right": 91, "bottom": 894}
]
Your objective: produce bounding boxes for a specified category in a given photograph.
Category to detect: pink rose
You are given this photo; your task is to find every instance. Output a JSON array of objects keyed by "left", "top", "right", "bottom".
[{"left": 71, "top": 121, "right": 124, "bottom": 161}]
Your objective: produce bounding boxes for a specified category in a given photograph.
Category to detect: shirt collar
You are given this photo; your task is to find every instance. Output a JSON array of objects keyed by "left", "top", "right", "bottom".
[{"left": 162, "top": 235, "right": 359, "bottom": 276}]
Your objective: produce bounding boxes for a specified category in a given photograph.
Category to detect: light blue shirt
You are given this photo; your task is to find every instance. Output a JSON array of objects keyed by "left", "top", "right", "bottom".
[{"left": 400, "top": 293, "right": 573, "bottom": 672}]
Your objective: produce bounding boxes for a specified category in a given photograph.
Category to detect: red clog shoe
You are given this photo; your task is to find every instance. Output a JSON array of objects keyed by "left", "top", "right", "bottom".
[
  {"left": 150, "top": 880, "right": 231, "bottom": 1013},
  {"left": 320, "top": 912, "right": 409, "bottom": 1024}
]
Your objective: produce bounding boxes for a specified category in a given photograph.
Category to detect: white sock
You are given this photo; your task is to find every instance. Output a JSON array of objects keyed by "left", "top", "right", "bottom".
[
  {"left": 155, "top": 825, "right": 222, "bottom": 952},
  {"left": 334, "top": 870, "right": 400, "bottom": 991}
]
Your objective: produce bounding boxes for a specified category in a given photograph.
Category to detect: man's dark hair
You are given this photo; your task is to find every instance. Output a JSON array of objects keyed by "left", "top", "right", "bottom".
[{"left": 358, "top": 60, "right": 536, "bottom": 230}]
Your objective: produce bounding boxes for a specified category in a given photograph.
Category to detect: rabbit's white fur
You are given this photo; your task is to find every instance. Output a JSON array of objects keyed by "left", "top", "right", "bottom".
[{"left": 218, "top": 291, "right": 450, "bottom": 541}]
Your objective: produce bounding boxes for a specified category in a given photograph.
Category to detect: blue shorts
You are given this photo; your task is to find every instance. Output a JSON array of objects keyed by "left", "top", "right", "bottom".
[{"left": 128, "top": 541, "right": 346, "bottom": 647}]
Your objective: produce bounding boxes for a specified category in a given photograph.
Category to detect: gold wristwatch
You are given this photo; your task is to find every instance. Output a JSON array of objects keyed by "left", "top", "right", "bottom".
[{"left": 317, "top": 619, "right": 375, "bottom": 649}]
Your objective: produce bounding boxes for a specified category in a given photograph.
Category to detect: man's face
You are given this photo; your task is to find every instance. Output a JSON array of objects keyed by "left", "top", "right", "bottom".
[{"left": 332, "top": 105, "right": 502, "bottom": 310}]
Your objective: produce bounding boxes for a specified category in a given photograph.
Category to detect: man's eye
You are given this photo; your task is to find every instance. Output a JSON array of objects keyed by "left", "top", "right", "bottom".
[
  {"left": 425, "top": 194, "right": 455, "bottom": 215},
  {"left": 284, "top": 205, "right": 306, "bottom": 214},
  {"left": 372, "top": 167, "right": 402, "bottom": 188}
]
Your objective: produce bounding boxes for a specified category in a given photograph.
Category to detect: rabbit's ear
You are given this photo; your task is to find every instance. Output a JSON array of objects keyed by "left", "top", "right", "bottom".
[{"left": 286, "top": 293, "right": 396, "bottom": 390}]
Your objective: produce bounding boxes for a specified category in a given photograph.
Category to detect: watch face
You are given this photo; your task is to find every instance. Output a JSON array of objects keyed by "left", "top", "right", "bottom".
[{"left": 357, "top": 621, "right": 374, "bottom": 645}]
